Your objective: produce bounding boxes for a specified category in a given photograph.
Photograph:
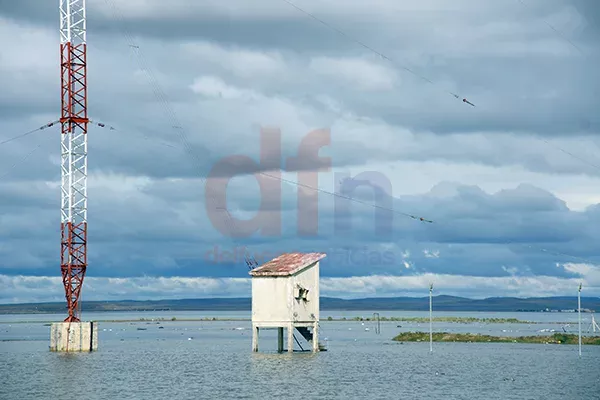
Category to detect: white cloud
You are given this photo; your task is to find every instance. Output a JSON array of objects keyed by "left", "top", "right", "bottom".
[
  {"left": 561, "top": 263, "right": 600, "bottom": 287},
  {"left": 0, "top": 18, "right": 56, "bottom": 108},
  {"left": 2, "top": 263, "right": 599, "bottom": 303},
  {"left": 424, "top": 249, "right": 440, "bottom": 258},
  {"left": 502, "top": 266, "right": 520, "bottom": 275},
  {"left": 90, "top": 0, "right": 298, "bottom": 20},
  {"left": 190, "top": 75, "right": 261, "bottom": 100},
  {"left": 182, "top": 42, "right": 286, "bottom": 78},
  {"left": 309, "top": 56, "right": 398, "bottom": 91},
  {"left": 321, "top": 268, "right": 600, "bottom": 298}
]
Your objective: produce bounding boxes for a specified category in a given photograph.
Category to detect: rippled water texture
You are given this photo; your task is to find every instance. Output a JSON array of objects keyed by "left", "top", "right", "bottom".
[{"left": 1, "top": 311, "right": 599, "bottom": 399}]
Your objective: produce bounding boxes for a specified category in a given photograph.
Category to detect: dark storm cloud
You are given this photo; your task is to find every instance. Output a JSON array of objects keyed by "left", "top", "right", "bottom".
[
  {"left": 326, "top": 51, "right": 600, "bottom": 137},
  {"left": 0, "top": 177, "right": 599, "bottom": 285},
  {"left": 0, "top": 100, "right": 56, "bottom": 120},
  {"left": 0, "top": 0, "right": 54, "bottom": 25},
  {"left": 0, "top": 0, "right": 359, "bottom": 53},
  {"left": 573, "top": 0, "right": 600, "bottom": 38},
  {"left": 393, "top": 183, "right": 585, "bottom": 246},
  {"left": 0, "top": 181, "right": 57, "bottom": 210}
]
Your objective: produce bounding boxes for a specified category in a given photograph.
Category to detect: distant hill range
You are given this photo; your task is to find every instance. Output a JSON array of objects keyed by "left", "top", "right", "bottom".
[{"left": 0, "top": 295, "right": 598, "bottom": 314}]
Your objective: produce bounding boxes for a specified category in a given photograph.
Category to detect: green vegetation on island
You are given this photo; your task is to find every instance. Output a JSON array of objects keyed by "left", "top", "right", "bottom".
[{"left": 392, "top": 332, "right": 600, "bottom": 345}]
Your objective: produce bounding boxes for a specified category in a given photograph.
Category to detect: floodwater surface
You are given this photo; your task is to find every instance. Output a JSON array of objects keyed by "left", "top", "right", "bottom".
[{"left": 1, "top": 311, "right": 599, "bottom": 399}]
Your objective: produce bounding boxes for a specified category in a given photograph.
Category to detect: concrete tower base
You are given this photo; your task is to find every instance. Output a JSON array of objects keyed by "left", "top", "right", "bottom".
[{"left": 50, "top": 321, "right": 98, "bottom": 352}]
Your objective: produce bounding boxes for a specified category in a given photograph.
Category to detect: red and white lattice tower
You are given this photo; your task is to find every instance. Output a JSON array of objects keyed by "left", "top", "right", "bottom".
[{"left": 59, "top": 0, "right": 88, "bottom": 323}]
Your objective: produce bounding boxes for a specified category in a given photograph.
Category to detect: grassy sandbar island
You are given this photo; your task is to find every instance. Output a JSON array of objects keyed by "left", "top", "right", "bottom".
[{"left": 392, "top": 332, "right": 600, "bottom": 345}]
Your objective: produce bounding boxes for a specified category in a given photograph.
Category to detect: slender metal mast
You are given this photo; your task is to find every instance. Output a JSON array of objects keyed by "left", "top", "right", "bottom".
[
  {"left": 59, "top": 0, "right": 88, "bottom": 322},
  {"left": 429, "top": 283, "right": 433, "bottom": 353},
  {"left": 578, "top": 283, "right": 582, "bottom": 357}
]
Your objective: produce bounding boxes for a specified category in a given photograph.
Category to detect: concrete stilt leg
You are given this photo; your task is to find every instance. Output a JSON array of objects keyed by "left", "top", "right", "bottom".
[
  {"left": 312, "top": 322, "right": 319, "bottom": 352},
  {"left": 252, "top": 325, "right": 259, "bottom": 352},
  {"left": 287, "top": 324, "right": 294, "bottom": 353},
  {"left": 278, "top": 327, "right": 284, "bottom": 352}
]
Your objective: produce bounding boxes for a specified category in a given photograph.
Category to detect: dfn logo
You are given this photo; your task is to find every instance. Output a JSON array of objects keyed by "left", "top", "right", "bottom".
[{"left": 205, "top": 127, "right": 393, "bottom": 239}]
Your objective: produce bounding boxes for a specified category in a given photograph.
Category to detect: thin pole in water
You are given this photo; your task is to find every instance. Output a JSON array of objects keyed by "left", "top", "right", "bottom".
[
  {"left": 578, "top": 283, "right": 582, "bottom": 357},
  {"left": 373, "top": 312, "right": 381, "bottom": 335},
  {"left": 429, "top": 283, "right": 433, "bottom": 353}
]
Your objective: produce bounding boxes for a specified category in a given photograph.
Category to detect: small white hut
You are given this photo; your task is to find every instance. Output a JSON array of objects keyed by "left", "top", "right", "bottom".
[{"left": 249, "top": 252, "right": 326, "bottom": 352}]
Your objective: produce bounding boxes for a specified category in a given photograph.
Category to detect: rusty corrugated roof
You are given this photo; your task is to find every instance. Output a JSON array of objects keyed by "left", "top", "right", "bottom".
[{"left": 249, "top": 252, "right": 326, "bottom": 277}]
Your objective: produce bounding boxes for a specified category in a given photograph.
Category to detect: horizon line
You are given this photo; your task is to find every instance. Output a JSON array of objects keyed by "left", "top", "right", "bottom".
[{"left": 2, "top": 294, "right": 600, "bottom": 307}]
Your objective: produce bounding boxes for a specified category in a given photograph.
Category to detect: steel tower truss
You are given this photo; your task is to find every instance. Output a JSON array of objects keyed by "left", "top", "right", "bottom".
[{"left": 59, "top": 0, "right": 88, "bottom": 322}]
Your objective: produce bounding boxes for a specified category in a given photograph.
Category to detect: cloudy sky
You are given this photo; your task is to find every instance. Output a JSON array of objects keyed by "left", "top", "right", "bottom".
[{"left": 1, "top": 0, "right": 600, "bottom": 303}]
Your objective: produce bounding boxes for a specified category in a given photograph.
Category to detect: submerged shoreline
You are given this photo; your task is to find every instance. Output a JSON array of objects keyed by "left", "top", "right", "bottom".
[{"left": 392, "top": 332, "right": 600, "bottom": 345}]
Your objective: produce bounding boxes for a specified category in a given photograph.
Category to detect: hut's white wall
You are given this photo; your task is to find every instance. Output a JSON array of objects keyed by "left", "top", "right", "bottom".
[
  {"left": 291, "top": 261, "right": 319, "bottom": 322},
  {"left": 251, "top": 276, "right": 291, "bottom": 323},
  {"left": 251, "top": 261, "right": 320, "bottom": 324}
]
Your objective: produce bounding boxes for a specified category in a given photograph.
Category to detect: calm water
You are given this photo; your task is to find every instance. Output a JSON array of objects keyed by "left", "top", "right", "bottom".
[{"left": 1, "top": 311, "right": 599, "bottom": 399}]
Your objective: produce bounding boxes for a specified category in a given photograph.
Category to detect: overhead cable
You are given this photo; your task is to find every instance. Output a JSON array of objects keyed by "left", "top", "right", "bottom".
[
  {"left": 0, "top": 120, "right": 116, "bottom": 180},
  {"left": 98, "top": 0, "right": 600, "bottom": 270},
  {"left": 279, "top": 0, "right": 476, "bottom": 107},
  {"left": 0, "top": 121, "right": 59, "bottom": 146},
  {"left": 102, "top": 0, "right": 435, "bottom": 226},
  {"left": 516, "top": 0, "right": 585, "bottom": 56}
]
